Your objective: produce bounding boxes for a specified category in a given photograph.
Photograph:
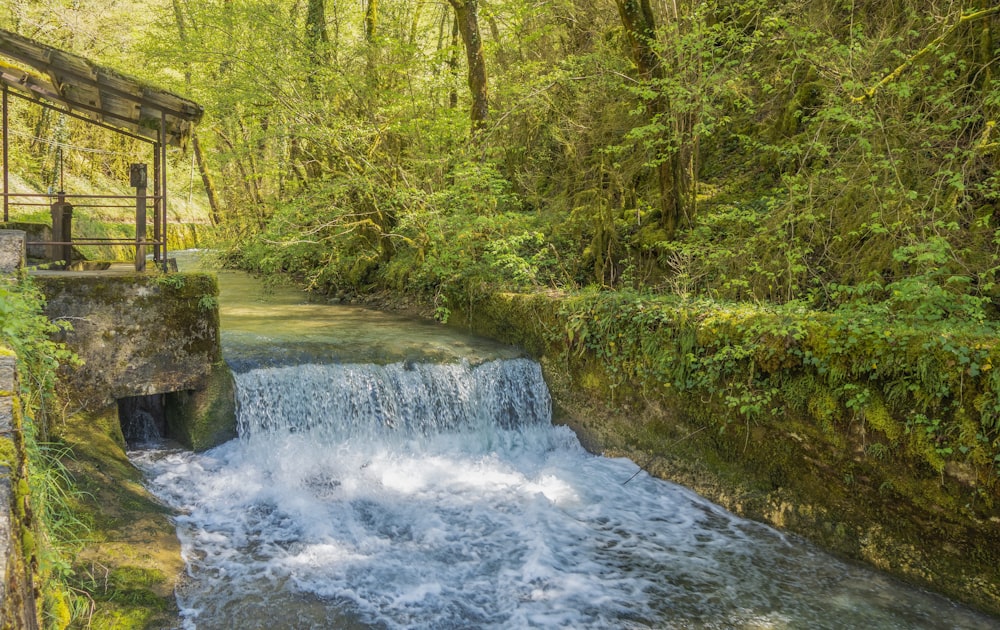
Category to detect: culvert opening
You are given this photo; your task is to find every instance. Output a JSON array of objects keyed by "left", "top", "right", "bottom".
[{"left": 117, "top": 394, "right": 169, "bottom": 448}]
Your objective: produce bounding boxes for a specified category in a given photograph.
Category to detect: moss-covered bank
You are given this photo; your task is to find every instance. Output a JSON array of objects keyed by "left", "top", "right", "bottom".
[
  {"left": 445, "top": 290, "right": 1000, "bottom": 616},
  {"left": 52, "top": 407, "right": 183, "bottom": 629}
]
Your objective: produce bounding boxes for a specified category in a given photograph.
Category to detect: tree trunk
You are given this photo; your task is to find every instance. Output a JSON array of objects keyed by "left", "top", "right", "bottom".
[
  {"left": 408, "top": 0, "right": 426, "bottom": 47},
  {"left": 449, "top": 13, "right": 460, "bottom": 109},
  {"left": 306, "top": 0, "right": 329, "bottom": 63},
  {"left": 481, "top": 0, "right": 507, "bottom": 71},
  {"left": 614, "top": 0, "right": 685, "bottom": 239},
  {"left": 364, "top": 0, "right": 379, "bottom": 42},
  {"left": 192, "top": 132, "right": 222, "bottom": 225},
  {"left": 171, "top": 0, "right": 187, "bottom": 40},
  {"left": 173, "top": 0, "right": 222, "bottom": 222},
  {"left": 447, "top": 0, "right": 489, "bottom": 134},
  {"left": 616, "top": 0, "right": 659, "bottom": 80},
  {"left": 219, "top": 122, "right": 263, "bottom": 208}
]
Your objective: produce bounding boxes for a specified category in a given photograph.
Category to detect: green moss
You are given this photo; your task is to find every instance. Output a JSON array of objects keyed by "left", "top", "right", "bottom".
[
  {"left": 863, "top": 393, "right": 902, "bottom": 442},
  {"left": 807, "top": 388, "right": 840, "bottom": 429},
  {"left": 908, "top": 427, "right": 948, "bottom": 474},
  {"left": 72, "top": 564, "right": 179, "bottom": 630},
  {"left": 43, "top": 588, "right": 72, "bottom": 630},
  {"left": 87, "top": 607, "right": 162, "bottom": 630},
  {"left": 111, "top": 566, "right": 167, "bottom": 589},
  {"left": 15, "top": 478, "right": 29, "bottom": 518},
  {"left": 53, "top": 407, "right": 184, "bottom": 628},
  {"left": 0, "top": 437, "right": 16, "bottom": 468},
  {"left": 19, "top": 525, "right": 35, "bottom": 562},
  {"left": 166, "top": 360, "right": 237, "bottom": 450}
]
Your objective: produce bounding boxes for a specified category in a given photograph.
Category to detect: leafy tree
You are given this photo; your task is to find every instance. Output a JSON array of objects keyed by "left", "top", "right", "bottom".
[{"left": 614, "top": 0, "right": 689, "bottom": 239}]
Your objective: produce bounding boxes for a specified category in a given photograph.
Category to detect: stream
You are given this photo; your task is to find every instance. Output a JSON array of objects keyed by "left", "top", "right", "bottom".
[{"left": 131, "top": 253, "right": 999, "bottom": 629}]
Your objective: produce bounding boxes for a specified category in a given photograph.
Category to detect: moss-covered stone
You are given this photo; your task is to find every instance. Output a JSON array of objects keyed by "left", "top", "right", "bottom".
[
  {"left": 54, "top": 405, "right": 184, "bottom": 629},
  {"left": 33, "top": 272, "right": 222, "bottom": 410},
  {"left": 0, "top": 349, "right": 44, "bottom": 629},
  {"left": 166, "top": 360, "right": 237, "bottom": 450}
]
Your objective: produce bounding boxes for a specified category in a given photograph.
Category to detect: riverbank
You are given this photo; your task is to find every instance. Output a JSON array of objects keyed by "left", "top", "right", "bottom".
[
  {"left": 53, "top": 408, "right": 184, "bottom": 628},
  {"left": 418, "top": 288, "right": 1000, "bottom": 616}
]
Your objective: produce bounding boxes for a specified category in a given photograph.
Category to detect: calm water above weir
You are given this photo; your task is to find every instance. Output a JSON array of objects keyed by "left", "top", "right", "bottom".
[{"left": 133, "top": 253, "right": 999, "bottom": 629}]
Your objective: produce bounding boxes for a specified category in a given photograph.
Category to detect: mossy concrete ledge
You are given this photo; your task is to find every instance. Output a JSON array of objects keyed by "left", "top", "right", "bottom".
[{"left": 33, "top": 272, "right": 236, "bottom": 450}]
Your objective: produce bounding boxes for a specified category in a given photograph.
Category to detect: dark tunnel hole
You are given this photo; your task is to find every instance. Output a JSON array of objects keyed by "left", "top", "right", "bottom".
[{"left": 117, "top": 393, "right": 169, "bottom": 448}]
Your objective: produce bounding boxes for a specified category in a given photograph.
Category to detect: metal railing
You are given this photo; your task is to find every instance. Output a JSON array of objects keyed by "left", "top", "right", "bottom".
[
  {"left": 1, "top": 170, "right": 169, "bottom": 272},
  {"left": 3, "top": 83, "right": 174, "bottom": 273}
]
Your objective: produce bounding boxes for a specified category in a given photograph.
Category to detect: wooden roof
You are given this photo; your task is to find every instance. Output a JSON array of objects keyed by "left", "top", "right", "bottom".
[{"left": 0, "top": 28, "right": 202, "bottom": 147}]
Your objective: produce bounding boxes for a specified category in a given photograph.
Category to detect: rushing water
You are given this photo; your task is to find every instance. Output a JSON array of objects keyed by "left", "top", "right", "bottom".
[{"left": 133, "top": 254, "right": 999, "bottom": 629}]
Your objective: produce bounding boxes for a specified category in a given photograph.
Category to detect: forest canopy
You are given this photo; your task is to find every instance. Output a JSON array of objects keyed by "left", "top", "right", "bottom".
[{"left": 3, "top": 0, "right": 999, "bottom": 313}]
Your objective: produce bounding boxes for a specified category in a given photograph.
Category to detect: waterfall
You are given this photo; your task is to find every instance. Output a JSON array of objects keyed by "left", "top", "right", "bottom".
[
  {"left": 118, "top": 394, "right": 166, "bottom": 447},
  {"left": 233, "top": 358, "right": 552, "bottom": 440}
]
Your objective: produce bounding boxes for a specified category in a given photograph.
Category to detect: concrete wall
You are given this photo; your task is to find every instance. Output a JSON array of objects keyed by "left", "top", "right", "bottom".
[
  {"left": 34, "top": 272, "right": 236, "bottom": 450},
  {"left": 0, "top": 230, "right": 26, "bottom": 273}
]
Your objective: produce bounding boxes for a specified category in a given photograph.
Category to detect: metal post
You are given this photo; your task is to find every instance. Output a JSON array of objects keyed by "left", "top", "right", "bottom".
[
  {"left": 3, "top": 85, "right": 8, "bottom": 222},
  {"left": 61, "top": 194, "right": 73, "bottom": 266},
  {"left": 131, "top": 163, "right": 148, "bottom": 272},
  {"left": 160, "top": 113, "right": 169, "bottom": 273},
  {"left": 153, "top": 142, "right": 161, "bottom": 264},
  {"left": 49, "top": 191, "right": 72, "bottom": 267}
]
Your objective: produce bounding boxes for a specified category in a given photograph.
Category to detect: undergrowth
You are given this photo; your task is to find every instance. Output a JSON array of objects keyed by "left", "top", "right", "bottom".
[
  {"left": 0, "top": 276, "right": 88, "bottom": 629},
  {"left": 558, "top": 285, "right": 1000, "bottom": 491}
]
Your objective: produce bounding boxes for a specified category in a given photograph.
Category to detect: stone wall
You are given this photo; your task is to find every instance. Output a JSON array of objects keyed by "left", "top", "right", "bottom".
[
  {"left": 0, "top": 351, "right": 41, "bottom": 630},
  {"left": 0, "top": 228, "right": 41, "bottom": 629},
  {"left": 0, "top": 230, "right": 26, "bottom": 274}
]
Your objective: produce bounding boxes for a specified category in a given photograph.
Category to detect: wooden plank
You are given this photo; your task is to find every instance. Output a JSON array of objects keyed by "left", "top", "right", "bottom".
[{"left": 0, "top": 28, "right": 202, "bottom": 146}]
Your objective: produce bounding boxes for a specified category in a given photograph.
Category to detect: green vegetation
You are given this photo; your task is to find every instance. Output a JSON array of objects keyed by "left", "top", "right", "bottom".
[
  {"left": 3, "top": 0, "right": 1000, "bottom": 620},
  {"left": 5, "top": 1, "right": 998, "bottom": 315},
  {"left": 559, "top": 288, "right": 1000, "bottom": 487},
  {"left": 0, "top": 277, "right": 80, "bottom": 628}
]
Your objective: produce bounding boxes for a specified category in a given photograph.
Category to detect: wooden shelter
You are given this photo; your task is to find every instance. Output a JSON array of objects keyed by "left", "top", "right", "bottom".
[{"left": 0, "top": 28, "right": 203, "bottom": 270}]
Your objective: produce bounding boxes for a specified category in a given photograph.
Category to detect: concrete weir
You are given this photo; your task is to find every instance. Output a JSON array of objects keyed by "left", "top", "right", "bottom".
[{"left": 0, "top": 228, "right": 236, "bottom": 449}]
